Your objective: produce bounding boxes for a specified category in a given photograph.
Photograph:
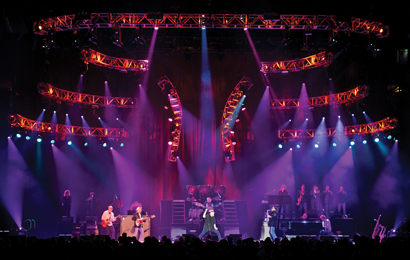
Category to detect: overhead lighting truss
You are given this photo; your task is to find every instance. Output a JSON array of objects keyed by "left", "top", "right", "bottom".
[
  {"left": 38, "top": 82, "right": 136, "bottom": 107},
  {"left": 158, "top": 76, "right": 182, "bottom": 162},
  {"left": 9, "top": 114, "right": 129, "bottom": 138},
  {"left": 261, "top": 51, "right": 333, "bottom": 73},
  {"left": 222, "top": 76, "right": 253, "bottom": 162},
  {"left": 278, "top": 117, "right": 398, "bottom": 139},
  {"left": 271, "top": 85, "right": 369, "bottom": 109},
  {"left": 33, "top": 13, "right": 388, "bottom": 38},
  {"left": 81, "top": 48, "right": 148, "bottom": 73}
]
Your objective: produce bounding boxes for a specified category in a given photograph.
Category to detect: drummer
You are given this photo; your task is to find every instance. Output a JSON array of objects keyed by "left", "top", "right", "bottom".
[{"left": 203, "top": 197, "right": 216, "bottom": 212}]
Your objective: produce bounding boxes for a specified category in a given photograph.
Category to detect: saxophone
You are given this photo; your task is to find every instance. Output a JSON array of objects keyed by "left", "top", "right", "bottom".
[{"left": 372, "top": 214, "right": 386, "bottom": 242}]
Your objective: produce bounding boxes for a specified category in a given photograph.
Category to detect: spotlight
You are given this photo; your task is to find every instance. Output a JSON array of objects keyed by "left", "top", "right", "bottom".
[
  {"left": 362, "top": 140, "right": 367, "bottom": 144},
  {"left": 374, "top": 137, "right": 380, "bottom": 143},
  {"left": 314, "top": 143, "right": 319, "bottom": 148},
  {"left": 168, "top": 141, "right": 173, "bottom": 145},
  {"left": 16, "top": 133, "right": 22, "bottom": 138},
  {"left": 102, "top": 142, "right": 107, "bottom": 147},
  {"left": 50, "top": 140, "right": 55, "bottom": 144},
  {"left": 84, "top": 142, "right": 88, "bottom": 146},
  {"left": 387, "top": 135, "right": 392, "bottom": 140},
  {"left": 68, "top": 140, "right": 72, "bottom": 145},
  {"left": 296, "top": 144, "right": 301, "bottom": 149},
  {"left": 168, "top": 118, "right": 173, "bottom": 122},
  {"left": 350, "top": 140, "right": 355, "bottom": 146},
  {"left": 278, "top": 144, "right": 283, "bottom": 149},
  {"left": 332, "top": 142, "right": 337, "bottom": 147},
  {"left": 36, "top": 137, "right": 42, "bottom": 143},
  {"left": 25, "top": 136, "right": 31, "bottom": 140},
  {"left": 120, "top": 143, "right": 124, "bottom": 147}
]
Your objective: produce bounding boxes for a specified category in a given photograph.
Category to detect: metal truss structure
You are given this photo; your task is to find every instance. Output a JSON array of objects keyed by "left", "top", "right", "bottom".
[
  {"left": 33, "top": 13, "right": 388, "bottom": 38},
  {"left": 38, "top": 82, "right": 136, "bottom": 107},
  {"left": 81, "top": 48, "right": 149, "bottom": 73},
  {"left": 278, "top": 117, "right": 398, "bottom": 140},
  {"left": 261, "top": 51, "right": 333, "bottom": 73},
  {"left": 9, "top": 114, "right": 129, "bottom": 138},
  {"left": 271, "top": 85, "right": 369, "bottom": 109},
  {"left": 158, "top": 76, "right": 182, "bottom": 162},
  {"left": 222, "top": 76, "right": 253, "bottom": 162}
]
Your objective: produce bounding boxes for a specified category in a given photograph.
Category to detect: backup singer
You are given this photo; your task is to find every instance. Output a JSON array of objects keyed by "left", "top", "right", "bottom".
[
  {"left": 61, "top": 190, "right": 72, "bottom": 217},
  {"left": 198, "top": 209, "right": 221, "bottom": 241}
]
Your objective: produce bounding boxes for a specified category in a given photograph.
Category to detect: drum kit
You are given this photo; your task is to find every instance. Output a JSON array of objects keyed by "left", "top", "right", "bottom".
[{"left": 186, "top": 184, "right": 226, "bottom": 223}]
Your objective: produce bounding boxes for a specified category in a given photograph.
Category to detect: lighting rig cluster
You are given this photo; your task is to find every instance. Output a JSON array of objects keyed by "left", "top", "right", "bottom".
[
  {"left": 158, "top": 76, "right": 183, "bottom": 162},
  {"left": 278, "top": 117, "right": 398, "bottom": 140},
  {"left": 38, "top": 82, "right": 136, "bottom": 107},
  {"left": 81, "top": 48, "right": 149, "bottom": 73},
  {"left": 271, "top": 85, "right": 369, "bottom": 109},
  {"left": 33, "top": 13, "right": 388, "bottom": 37},
  {"left": 261, "top": 51, "right": 333, "bottom": 73},
  {"left": 222, "top": 76, "right": 253, "bottom": 162},
  {"left": 16, "top": 11, "right": 392, "bottom": 161},
  {"left": 9, "top": 114, "right": 128, "bottom": 139}
]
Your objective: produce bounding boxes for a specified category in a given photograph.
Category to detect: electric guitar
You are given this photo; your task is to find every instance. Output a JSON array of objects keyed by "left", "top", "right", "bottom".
[
  {"left": 101, "top": 214, "right": 122, "bottom": 228},
  {"left": 134, "top": 215, "right": 156, "bottom": 226}
]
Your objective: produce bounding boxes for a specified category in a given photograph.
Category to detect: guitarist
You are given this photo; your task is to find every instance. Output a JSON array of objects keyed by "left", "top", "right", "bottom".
[
  {"left": 101, "top": 206, "right": 118, "bottom": 240},
  {"left": 132, "top": 207, "right": 145, "bottom": 242}
]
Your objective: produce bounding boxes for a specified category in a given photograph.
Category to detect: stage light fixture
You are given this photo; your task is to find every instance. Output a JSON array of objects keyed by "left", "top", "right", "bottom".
[
  {"left": 332, "top": 142, "right": 337, "bottom": 147},
  {"left": 314, "top": 143, "right": 319, "bottom": 148},
  {"left": 16, "top": 133, "right": 22, "bottom": 138},
  {"left": 68, "top": 140, "right": 72, "bottom": 145},
  {"left": 84, "top": 142, "right": 88, "bottom": 146},
  {"left": 296, "top": 143, "right": 301, "bottom": 149},
  {"left": 120, "top": 143, "right": 124, "bottom": 147},
  {"left": 350, "top": 140, "right": 355, "bottom": 146},
  {"left": 36, "top": 136, "right": 42, "bottom": 143},
  {"left": 102, "top": 142, "right": 107, "bottom": 147},
  {"left": 362, "top": 139, "right": 367, "bottom": 144},
  {"left": 278, "top": 144, "right": 283, "bottom": 149},
  {"left": 26, "top": 136, "right": 31, "bottom": 140},
  {"left": 50, "top": 140, "right": 55, "bottom": 144},
  {"left": 374, "top": 137, "right": 380, "bottom": 143}
]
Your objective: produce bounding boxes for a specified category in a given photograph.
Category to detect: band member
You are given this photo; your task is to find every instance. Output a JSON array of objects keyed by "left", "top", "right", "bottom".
[
  {"left": 337, "top": 186, "right": 347, "bottom": 216},
  {"left": 85, "top": 192, "right": 97, "bottom": 216},
  {"left": 203, "top": 197, "right": 215, "bottom": 211},
  {"left": 111, "top": 194, "right": 123, "bottom": 216},
  {"left": 198, "top": 209, "right": 221, "bottom": 241},
  {"left": 61, "top": 190, "right": 72, "bottom": 217},
  {"left": 132, "top": 207, "right": 145, "bottom": 242},
  {"left": 310, "top": 185, "right": 321, "bottom": 214},
  {"left": 101, "top": 206, "right": 117, "bottom": 240},
  {"left": 319, "top": 215, "right": 333, "bottom": 236},
  {"left": 277, "top": 185, "right": 288, "bottom": 219},
  {"left": 322, "top": 186, "right": 333, "bottom": 217},
  {"left": 297, "top": 185, "right": 307, "bottom": 217},
  {"left": 267, "top": 206, "right": 278, "bottom": 240}
]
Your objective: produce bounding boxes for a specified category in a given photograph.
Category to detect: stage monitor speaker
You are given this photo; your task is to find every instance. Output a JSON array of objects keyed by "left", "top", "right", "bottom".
[
  {"left": 171, "top": 226, "right": 185, "bottom": 240},
  {"left": 119, "top": 215, "right": 151, "bottom": 239}
]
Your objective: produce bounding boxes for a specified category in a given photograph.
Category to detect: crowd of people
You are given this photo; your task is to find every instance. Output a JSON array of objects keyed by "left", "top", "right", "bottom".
[{"left": 1, "top": 233, "right": 408, "bottom": 260}]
